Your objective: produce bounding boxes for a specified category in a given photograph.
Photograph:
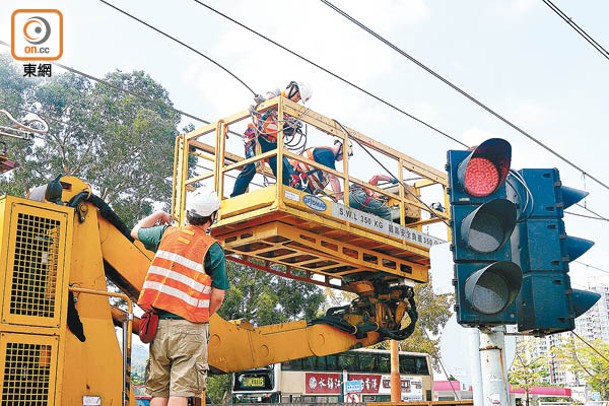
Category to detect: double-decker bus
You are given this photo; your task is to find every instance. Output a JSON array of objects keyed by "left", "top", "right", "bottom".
[{"left": 232, "top": 348, "right": 433, "bottom": 403}]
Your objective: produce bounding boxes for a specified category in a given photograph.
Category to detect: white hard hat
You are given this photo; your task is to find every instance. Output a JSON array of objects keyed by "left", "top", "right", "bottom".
[
  {"left": 296, "top": 81, "right": 312, "bottom": 104},
  {"left": 186, "top": 186, "right": 221, "bottom": 217},
  {"left": 286, "top": 80, "right": 313, "bottom": 104}
]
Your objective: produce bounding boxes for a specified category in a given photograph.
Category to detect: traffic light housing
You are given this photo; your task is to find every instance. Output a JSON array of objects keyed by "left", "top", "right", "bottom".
[
  {"left": 447, "top": 138, "right": 522, "bottom": 326},
  {"left": 511, "top": 168, "right": 600, "bottom": 335}
]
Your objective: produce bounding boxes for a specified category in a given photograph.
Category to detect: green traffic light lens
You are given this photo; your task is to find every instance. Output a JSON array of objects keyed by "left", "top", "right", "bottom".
[
  {"left": 462, "top": 199, "right": 517, "bottom": 253},
  {"left": 465, "top": 261, "right": 522, "bottom": 315},
  {"left": 470, "top": 271, "right": 510, "bottom": 314}
]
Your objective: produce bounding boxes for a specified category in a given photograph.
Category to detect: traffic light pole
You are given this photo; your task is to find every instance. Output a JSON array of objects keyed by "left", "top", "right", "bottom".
[
  {"left": 469, "top": 328, "right": 483, "bottom": 405},
  {"left": 479, "top": 326, "right": 510, "bottom": 405}
]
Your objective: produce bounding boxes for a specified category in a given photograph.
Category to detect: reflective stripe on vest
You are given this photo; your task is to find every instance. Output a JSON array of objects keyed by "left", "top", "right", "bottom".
[
  {"left": 138, "top": 226, "right": 216, "bottom": 323},
  {"left": 292, "top": 148, "right": 330, "bottom": 193}
]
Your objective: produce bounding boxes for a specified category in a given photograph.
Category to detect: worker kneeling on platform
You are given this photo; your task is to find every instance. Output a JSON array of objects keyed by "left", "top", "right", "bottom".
[
  {"left": 132, "top": 187, "right": 230, "bottom": 405},
  {"left": 290, "top": 139, "right": 352, "bottom": 201}
]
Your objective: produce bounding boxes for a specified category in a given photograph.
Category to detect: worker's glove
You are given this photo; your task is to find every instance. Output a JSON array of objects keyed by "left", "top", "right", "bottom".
[
  {"left": 253, "top": 94, "right": 265, "bottom": 104},
  {"left": 391, "top": 177, "right": 399, "bottom": 184},
  {"left": 248, "top": 104, "right": 257, "bottom": 116}
]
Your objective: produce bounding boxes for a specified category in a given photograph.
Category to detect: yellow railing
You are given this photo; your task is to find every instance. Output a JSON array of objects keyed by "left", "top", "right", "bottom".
[{"left": 172, "top": 95, "right": 449, "bottom": 230}]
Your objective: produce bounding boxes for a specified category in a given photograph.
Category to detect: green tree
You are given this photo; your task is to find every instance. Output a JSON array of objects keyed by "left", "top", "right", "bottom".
[
  {"left": 6, "top": 72, "right": 95, "bottom": 195},
  {"left": 207, "top": 373, "right": 231, "bottom": 404},
  {"left": 509, "top": 338, "right": 549, "bottom": 406},
  {"left": 0, "top": 54, "right": 30, "bottom": 111},
  {"left": 401, "top": 278, "right": 453, "bottom": 356},
  {"left": 553, "top": 335, "right": 609, "bottom": 401},
  {"left": 84, "top": 70, "right": 180, "bottom": 226},
  {"left": 1, "top": 60, "right": 180, "bottom": 227},
  {"left": 0, "top": 54, "right": 33, "bottom": 194},
  {"left": 218, "top": 261, "right": 325, "bottom": 325}
]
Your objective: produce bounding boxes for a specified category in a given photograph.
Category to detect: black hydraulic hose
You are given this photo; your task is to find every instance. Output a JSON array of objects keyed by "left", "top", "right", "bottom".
[{"left": 68, "top": 192, "right": 134, "bottom": 242}]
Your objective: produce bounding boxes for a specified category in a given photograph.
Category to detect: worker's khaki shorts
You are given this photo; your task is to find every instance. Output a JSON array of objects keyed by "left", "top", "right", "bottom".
[{"left": 145, "top": 319, "right": 209, "bottom": 398}]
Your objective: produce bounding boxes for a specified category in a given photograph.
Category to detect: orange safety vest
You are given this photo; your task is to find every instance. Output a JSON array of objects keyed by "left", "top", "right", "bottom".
[
  {"left": 138, "top": 226, "right": 216, "bottom": 323},
  {"left": 291, "top": 148, "right": 331, "bottom": 194},
  {"left": 258, "top": 110, "right": 280, "bottom": 143}
]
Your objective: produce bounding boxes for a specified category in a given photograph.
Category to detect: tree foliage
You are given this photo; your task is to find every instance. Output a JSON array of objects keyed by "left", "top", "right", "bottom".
[
  {"left": 218, "top": 261, "right": 325, "bottom": 325},
  {"left": 0, "top": 54, "right": 33, "bottom": 195},
  {"left": 552, "top": 335, "right": 609, "bottom": 401},
  {"left": 1, "top": 56, "right": 180, "bottom": 227},
  {"left": 509, "top": 338, "right": 549, "bottom": 406}
]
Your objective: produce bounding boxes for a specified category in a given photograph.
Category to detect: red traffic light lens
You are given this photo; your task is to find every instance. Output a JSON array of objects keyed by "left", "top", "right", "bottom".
[
  {"left": 464, "top": 157, "right": 500, "bottom": 197},
  {"left": 456, "top": 138, "right": 511, "bottom": 198}
]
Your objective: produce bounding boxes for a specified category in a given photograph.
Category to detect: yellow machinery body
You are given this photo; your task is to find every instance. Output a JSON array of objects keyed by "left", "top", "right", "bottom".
[{"left": 0, "top": 97, "right": 451, "bottom": 404}]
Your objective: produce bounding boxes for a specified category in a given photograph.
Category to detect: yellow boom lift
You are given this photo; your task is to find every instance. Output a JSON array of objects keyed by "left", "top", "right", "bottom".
[{"left": 0, "top": 96, "right": 451, "bottom": 405}]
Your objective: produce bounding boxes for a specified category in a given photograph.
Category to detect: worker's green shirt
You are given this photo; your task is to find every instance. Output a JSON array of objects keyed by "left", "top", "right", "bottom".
[{"left": 138, "top": 225, "right": 230, "bottom": 290}]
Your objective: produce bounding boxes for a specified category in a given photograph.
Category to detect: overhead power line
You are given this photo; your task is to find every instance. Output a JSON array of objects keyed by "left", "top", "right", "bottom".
[
  {"left": 566, "top": 211, "right": 609, "bottom": 221},
  {"left": 191, "top": 0, "right": 467, "bottom": 148},
  {"left": 542, "top": 0, "right": 609, "bottom": 62},
  {"left": 319, "top": 0, "right": 609, "bottom": 194},
  {"left": 0, "top": 39, "right": 207, "bottom": 126},
  {"left": 97, "top": 0, "right": 256, "bottom": 96},
  {"left": 0, "top": 40, "right": 248, "bottom": 140},
  {"left": 575, "top": 261, "right": 609, "bottom": 276},
  {"left": 575, "top": 203, "right": 609, "bottom": 222}
]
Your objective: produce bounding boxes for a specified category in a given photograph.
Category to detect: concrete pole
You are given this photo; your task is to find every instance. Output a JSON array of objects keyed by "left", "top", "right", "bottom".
[{"left": 479, "top": 326, "right": 509, "bottom": 406}]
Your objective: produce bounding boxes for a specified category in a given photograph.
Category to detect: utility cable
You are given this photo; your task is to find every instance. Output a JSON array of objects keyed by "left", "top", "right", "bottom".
[
  {"left": 0, "top": 40, "right": 246, "bottom": 140},
  {"left": 320, "top": 0, "right": 609, "bottom": 193},
  {"left": 193, "top": 1, "right": 609, "bottom": 220},
  {"left": 54, "top": 60, "right": 208, "bottom": 125},
  {"left": 574, "top": 261, "right": 609, "bottom": 276},
  {"left": 97, "top": 0, "right": 256, "bottom": 96},
  {"left": 542, "top": 0, "right": 609, "bottom": 62},
  {"left": 422, "top": 329, "right": 461, "bottom": 400},
  {"left": 572, "top": 331, "right": 609, "bottom": 364},
  {"left": 191, "top": 0, "right": 466, "bottom": 148},
  {"left": 565, "top": 211, "right": 609, "bottom": 221},
  {"left": 0, "top": 40, "right": 205, "bottom": 126},
  {"left": 565, "top": 202, "right": 609, "bottom": 222},
  {"left": 575, "top": 203, "right": 609, "bottom": 222}
]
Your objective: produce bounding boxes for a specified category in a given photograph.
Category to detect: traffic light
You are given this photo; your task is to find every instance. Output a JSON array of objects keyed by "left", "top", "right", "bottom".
[
  {"left": 511, "top": 168, "right": 600, "bottom": 335},
  {"left": 447, "top": 138, "right": 523, "bottom": 326}
]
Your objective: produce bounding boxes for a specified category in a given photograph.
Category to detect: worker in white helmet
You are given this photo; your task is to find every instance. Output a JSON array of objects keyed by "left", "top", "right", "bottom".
[
  {"left": 231, "top": 80, "right": 313, "bottom": 197},
  {"left": 131, "top": 186, "right": 229, "bottom": 405}
]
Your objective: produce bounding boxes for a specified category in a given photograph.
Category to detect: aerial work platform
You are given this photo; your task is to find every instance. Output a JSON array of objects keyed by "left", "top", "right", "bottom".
[{"left": 172, "top": 96, "right": 449, "bottom": 290}]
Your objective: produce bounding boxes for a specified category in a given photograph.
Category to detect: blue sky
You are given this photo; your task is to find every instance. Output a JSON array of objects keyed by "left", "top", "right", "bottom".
[{"left": 2, "top": 1, "right": 609, "bottom": 283}]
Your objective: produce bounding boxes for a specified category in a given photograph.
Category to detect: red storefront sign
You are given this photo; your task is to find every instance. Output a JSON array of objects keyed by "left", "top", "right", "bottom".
[{"left": 305, "top": 373, "right": 342, "bottom": 394}]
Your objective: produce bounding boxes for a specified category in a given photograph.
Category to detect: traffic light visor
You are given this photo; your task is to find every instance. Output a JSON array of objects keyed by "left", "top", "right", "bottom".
[
  {"left": 458, "top": 138, "right": 511, "bottom": 197},
  {"left": 465, "top": 261, "right": 522, "bottom": 315},
  {"left": 572, "top": 289, "right": 601, "bottom": 318},
  {"left": 461, "top": 199, "right": 517, "bottom": 253}
]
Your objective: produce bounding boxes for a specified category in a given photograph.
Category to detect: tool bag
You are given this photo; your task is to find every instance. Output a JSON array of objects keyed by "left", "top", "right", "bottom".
[{"left": 139, "top": 309, "right": 159, "bottom": 344}]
